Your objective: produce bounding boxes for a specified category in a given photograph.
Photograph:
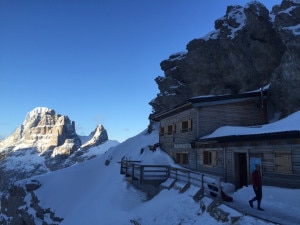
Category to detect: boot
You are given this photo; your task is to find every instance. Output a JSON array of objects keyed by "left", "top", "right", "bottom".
[
  {"left": 249, "top": 200, "right": 253, "bottom": 208},
  {"left": 257, "top": 200, "right": 264, "bottom": 211}
]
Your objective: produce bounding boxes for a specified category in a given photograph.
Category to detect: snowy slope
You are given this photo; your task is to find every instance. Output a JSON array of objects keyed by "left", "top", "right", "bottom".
[{"left": 12, "top": 122, "right": 300, "bottom": 225}]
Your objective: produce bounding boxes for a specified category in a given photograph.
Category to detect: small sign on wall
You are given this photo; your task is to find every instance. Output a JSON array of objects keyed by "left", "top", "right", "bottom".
[{"left": 174, "top": 143, "right": 191, "bottom": 149}]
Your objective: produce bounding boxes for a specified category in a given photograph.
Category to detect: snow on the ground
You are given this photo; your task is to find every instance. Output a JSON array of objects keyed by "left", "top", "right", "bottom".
[
  {"left": 224, "top": 185, "right": 300, "bottom": 225},
  {"left": 13, "top": 123, "right": 300, "bottom": 225}
]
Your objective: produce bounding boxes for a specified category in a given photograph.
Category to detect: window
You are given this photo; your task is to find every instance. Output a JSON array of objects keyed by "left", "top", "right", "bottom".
[
  {"left": 203, "top": 151, "right": 217, "bottom": 166},
  {"left": 167, "top": 124, "right": 176, "bottom": 135},
  {"left": 181, "top": 119, "right": 192, "bottom": 133},
  {"left": 175, "top": 152, "right": 189, "bottom": 165},
  {"left": 274, "top": 151, "right": 292, "bottom": 174}
]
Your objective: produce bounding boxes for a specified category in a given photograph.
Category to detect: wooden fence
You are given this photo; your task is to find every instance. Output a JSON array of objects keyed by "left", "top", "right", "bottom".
[{"left": 120, "top": 159, "right": 223, "bottom": 201}]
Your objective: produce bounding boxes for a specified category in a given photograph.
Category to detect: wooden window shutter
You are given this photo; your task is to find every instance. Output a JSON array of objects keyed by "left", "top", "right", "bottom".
[
  {"left": 188, "top": 119, "right": 192, "bottom": 131},
  {"left": 211, "top": 151, "right": 217, "bottom": 167},
  {"left": 274, "top": 151, "right": 292, "bottom": 174},
  {"left": 172, "top": 124, "right": 176, "bottom": 134}
]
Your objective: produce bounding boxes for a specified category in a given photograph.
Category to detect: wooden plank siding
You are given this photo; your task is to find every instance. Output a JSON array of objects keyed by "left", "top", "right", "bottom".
[
  {"left": 222, "top": 140, "right": 300, "bottom": 188},
  {"left": 191, "top": 140, "right": 300, "bottom": 189},
  {"left": 196, "top": 100, "right": 268, "bottom": 137},
  {"left": 159, "top": 99, "right": 268, "bottom": 172},
  {"left": 154, "top": 90, "right": 300, "bottom": 189},
  {"left": 195, "top": 148, "right": 225, "bottom": 177},
  {"left": 159, "top": 108, "right": 198, "bottom": 167}
]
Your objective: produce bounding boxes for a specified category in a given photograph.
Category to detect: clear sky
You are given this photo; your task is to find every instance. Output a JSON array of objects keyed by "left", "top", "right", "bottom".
[{"left": 0, "top": 0, "right": 281, "bottom": 142}]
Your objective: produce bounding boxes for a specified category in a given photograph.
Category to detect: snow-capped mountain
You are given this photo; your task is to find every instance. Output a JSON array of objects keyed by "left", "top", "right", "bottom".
[{"left": 0, "top": 107, "right": 119, "bottom": 191}]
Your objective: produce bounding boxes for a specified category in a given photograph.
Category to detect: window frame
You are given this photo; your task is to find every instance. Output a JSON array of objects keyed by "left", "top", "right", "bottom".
[
  {"left": 203, "top": 150, "right": 217, "bottom": 167},
  {"left": 181, "top": 119, "right": 192, "bottom": 133},
  {"left": 175, "top": 152, "right": 189, "bottom": 165},
  {"left": 167, "top": 124, "right": 176, "bottom": 135}
]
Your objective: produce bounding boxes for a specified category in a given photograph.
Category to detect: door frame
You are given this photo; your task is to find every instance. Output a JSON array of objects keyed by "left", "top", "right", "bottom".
[{"left": 233, "top": 151, "right": 249, "bottom": 189}]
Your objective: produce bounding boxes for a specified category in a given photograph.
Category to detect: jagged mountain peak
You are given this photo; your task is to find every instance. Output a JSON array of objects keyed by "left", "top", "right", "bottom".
[
  {"left": 1, "top": 106, "right": 80, "bottom": 153},
  {"left": 81, "top": 124, "right": 108, "bottom": 149},
  {"left": 25, "top": 106, "right": 53, "bottom": 118}
]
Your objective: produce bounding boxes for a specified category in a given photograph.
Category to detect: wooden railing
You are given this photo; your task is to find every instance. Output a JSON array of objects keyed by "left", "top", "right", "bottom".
[
  {"left": 169, "top": 167, "right": 222, "bottom": 199},
  {"left": 119, "top": 159, "right": 223, "bottom": 200}
]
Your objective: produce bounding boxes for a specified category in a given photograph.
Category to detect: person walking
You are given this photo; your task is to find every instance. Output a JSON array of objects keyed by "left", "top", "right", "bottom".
[{"left": 249, "top": 164, "right": 264, "bottom": 211}]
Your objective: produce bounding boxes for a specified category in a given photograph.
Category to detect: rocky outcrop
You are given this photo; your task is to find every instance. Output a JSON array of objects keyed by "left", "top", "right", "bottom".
[
  {"left": 150, "top": 0, "right": 300, "bottom": 119},
  {"left": 81, "top": 124, "right": 108, "bottom": 150},
  {"left": 269, "top": 0, "right": 300, "bottom": 117},
  {"left": 0, "top": 180, "right": 63, "bottom": 225}
]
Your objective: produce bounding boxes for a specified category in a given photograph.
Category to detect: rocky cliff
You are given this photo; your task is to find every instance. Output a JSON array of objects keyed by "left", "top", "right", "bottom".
[
  {"left": 150, "top": 0, "right": 300, "bottom": 119},
  {"left": 81, "top": 124, "right": 109, "bottom": 150},
  {"left": 0, "top": 107, "right": 111, "bottom": 191},
  {"left": 0, "top": 107, "right": 81, "bottom": 154}
]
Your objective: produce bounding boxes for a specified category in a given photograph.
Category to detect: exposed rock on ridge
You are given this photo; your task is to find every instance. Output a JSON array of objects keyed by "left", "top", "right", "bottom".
[
  {"left": 150, "top": 0, "right": 300, "bottom": 119},
  {"left": 81, "top": 124, "right": 109, "bottom": 150},
  {"left": 0, "top": 180, "right": 63, "bottom": 225}
]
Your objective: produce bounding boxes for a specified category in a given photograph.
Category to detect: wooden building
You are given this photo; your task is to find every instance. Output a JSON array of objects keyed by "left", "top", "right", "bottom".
[{"left": 150, "top": 88, "right": 300, "bottom": 189}]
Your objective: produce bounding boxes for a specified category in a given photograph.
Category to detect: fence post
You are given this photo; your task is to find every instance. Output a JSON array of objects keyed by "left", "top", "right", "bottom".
[
  {"left": 218, "top": 177, "right": 222, "bottom": 201},
  {"left": 201, "top": 174, "right": 204, "bottom": 194},
  {"left": 131, "top": 164, "right": 134, "bottom": 184},
  {"left": 140, "top": 165, "right": 144, "bottom": 184}
]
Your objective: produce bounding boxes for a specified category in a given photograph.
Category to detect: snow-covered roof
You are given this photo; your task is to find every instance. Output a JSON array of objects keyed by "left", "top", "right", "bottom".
[{"left": 200, "top": 110, "right": 300, "bottom": 142}]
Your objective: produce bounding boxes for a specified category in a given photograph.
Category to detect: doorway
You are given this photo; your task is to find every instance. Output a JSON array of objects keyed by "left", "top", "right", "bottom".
[{"left": 234, "top": 153, "right": 248, "bottom": 189}]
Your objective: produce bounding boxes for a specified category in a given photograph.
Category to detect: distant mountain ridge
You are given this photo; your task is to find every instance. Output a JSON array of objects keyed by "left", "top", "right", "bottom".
[
  {"left": 0, "top": 107, "right": 118, "bottom": 191},
  {"left": 150, "top": 0, "right": 300, "bottom": 119}
]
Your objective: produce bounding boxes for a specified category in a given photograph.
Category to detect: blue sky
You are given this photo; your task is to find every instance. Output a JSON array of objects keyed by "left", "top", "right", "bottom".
[{"left": 0, "top": 0, "right": 281, "bottom": 142}]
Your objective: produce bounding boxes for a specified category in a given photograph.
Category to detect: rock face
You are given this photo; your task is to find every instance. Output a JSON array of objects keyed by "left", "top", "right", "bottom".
[
  {"left": 81, "top": 124, "right": 109, "bottom": 150},
  {"left": 0, "top": 180, "right": 63, "bottom": 225},
  {"left": 150, "top": 0, "right": 300, "bottom": 119},
  {"left": 0, "top": 107, "right": 81, "bottom": 154},
  {"left": 269, "top": 0, "right": 300, "bottom": 117}
]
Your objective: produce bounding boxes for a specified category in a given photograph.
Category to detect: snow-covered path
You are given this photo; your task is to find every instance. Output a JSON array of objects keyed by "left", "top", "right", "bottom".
[{"left": 225, "top": 186, "right": 300, "bottom": 225}]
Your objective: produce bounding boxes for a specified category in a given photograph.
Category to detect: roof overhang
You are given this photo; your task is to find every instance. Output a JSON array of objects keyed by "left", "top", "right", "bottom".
[{"left": 196, "top": 130, "right": 300, "bottom": 145}]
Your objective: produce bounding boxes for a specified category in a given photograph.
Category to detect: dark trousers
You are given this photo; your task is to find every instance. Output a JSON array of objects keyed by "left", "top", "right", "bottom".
[{"left": 251, "top": 187, "right": 262, "bottom": 208}]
